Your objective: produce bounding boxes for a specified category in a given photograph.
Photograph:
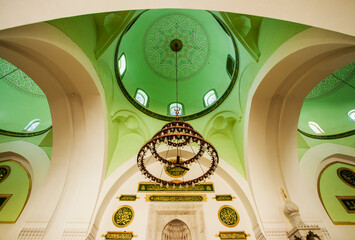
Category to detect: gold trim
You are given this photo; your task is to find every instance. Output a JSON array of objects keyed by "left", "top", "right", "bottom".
[
  {"left": 145, "top": 194, "right": 207, "bottom": 202},
  {"left": 336, "top": 196, "right": 355, "bottom": 213},
  {"left": 337, "top": 167, "right": 355, "bottom": 188},
  {"left": 218, "top": 205, "right": 240, "bottom": 228},
  {"left": 0, "top": 160, "right": 31, "bottom": 224},
  {"left": 0, "top": 165, "right": 10, "bottom": 183},
  {"left": 317, "top": 161, "right": 355, "bottom": 225},
  {"left": 0, "top": 194, "right": 12, "bottom": 212},
  {"left": 112, "top": 205, "right": 134, "bottom": 228}
]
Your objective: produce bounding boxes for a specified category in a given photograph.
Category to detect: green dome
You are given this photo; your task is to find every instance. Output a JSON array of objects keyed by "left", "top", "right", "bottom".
[
  {"left": 115, "top": 9, "right": 238, "bottom": 121},
  {"left": 0, "top": 58, "right": 51, "bottom": 133}
]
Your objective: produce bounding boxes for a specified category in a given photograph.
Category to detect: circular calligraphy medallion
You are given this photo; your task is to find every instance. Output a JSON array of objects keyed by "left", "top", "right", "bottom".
[
  {"left": 112, "top": 205, "right": 134, "bottom": 228},
  {"left": 0, "top": 165, "right": 10, "bottom": 183},
  {"left": 218, "top": 205, "right": 239, "bottom": 227},
  {"left": 164, "top": 158, "right": 188, "bottom": 178},
  {"left": 144, "top": 14, "right": 208, "bottom": 80},
  {"left": 337, "top": 167, "right": 355, "bottom": 188}
]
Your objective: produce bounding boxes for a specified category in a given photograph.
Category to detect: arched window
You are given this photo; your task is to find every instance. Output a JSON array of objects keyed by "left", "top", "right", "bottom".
[
  {"left": 24, "top": 119, "right": 40, "bottom": 132},
  {"left": 308, "top": 121, "right": 324, "bottom": 134},
  {"left": 204, "top": 89, "right": 217, "bottom": 107},
  {"left": 169, "top": 103, "right": 183, "bottom": 116},
  {"left": 348, "top": 109, "right": 355, "bottom": 121},
  {"left": 226, "top": 54, "right": 235, "bottom": 79},
  {"left": 135, "top": 89, "right": 148, "bottom": 106},
  {"left": 118, "top": 53, "right": 126, "bottom": 77}
]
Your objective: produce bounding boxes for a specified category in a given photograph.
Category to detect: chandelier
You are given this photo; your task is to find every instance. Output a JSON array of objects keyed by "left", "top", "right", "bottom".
[{"left": 137, "top": 39, "right": 219, "bottom": 187}]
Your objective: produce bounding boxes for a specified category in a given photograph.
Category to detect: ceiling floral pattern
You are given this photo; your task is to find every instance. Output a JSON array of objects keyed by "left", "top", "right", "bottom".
[
  {"left": 0, "top": 58, "right": 45, "bottom": 96},
  {"left": 144, "top": 14, "right": 209, "bottom": 80},
  {"left": 305, "top": 62, "right": 354, "bottom": 101}
]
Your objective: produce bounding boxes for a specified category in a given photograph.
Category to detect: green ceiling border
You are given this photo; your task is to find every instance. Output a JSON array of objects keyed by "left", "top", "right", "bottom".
[
  {"left": 0, "top": 126, "right": 52, "bottom": 137},
  {"left": 298, "top": 128, "right": 355, "bottom": 140},
  {"left": 114, "top": 10, "right": 239, "bottom": 121}
]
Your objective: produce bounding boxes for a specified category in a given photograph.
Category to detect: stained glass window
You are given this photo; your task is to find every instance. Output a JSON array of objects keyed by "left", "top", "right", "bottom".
[
  {"left": 204, "top": 90, "right": 217, "bottom": 107},
  {"left": 308, "top": 121, "right": 324, "bottom": 134},
  {"left": 169, "top": 103, "right": 183, "bottom": 116},
  {"left": 118, "top": 54, "right": 126, "bottom": 77},
  {"left": 226, "top": 54, "right": 235, "bottom": 79},
  {"left": 24, "top": 119, "right": 40, "bottom": 132},
  {"left": 135, "top": 89, "right": 148, "bottom": 106},
  {"left": 348, "top": 109, "right": 355, "bottom": 121}
]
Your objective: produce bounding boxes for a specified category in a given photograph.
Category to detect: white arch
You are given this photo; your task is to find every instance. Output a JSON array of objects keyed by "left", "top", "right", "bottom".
[
  {"left": 0, "top": 1, "right": 354, "bottom": 37},
  {"left": 298, "top": 144, "right": 355, "bottom": 239},
  {"left": 89, "top": 153, "right": 262, "bottom": 239},
  {"left": 0, "top": 141, "right": 49, "bottom": 239},
  {"left": 0, "top": 23, "right": 106, "bottom": 239},
  {"left": 245, "top": 27, "right": 355, "bottom": 233}
]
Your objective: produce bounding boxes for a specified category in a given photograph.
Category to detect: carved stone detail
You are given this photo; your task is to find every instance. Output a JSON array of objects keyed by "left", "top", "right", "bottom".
[
  {"left": 18, "top": 228, "right": 45, "bottom": 240},
  {"left": 264, "top": 228, "right": 288, "bottom": 240},
  {"left": 288, "top": 225, "right": 325, "bottom": 240},
  {"left": 61, "top": 228, "right": 87, "bottom": 240}
]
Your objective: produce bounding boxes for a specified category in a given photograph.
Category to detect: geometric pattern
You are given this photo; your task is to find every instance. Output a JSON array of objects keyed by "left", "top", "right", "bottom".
[
  {"left": 305, "top": 61, "right": 354, "bottom": 101},
  {"left": 144, "top": 14, "right": 208, "bottom": 80},
  {"left": 0, "top": 58, "right": 45, "bottom": 96}
]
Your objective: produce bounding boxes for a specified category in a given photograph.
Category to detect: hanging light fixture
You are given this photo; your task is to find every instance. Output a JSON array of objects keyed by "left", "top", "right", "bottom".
[{"left": 137, "top": 39, "right": 219, "bottom": 187}]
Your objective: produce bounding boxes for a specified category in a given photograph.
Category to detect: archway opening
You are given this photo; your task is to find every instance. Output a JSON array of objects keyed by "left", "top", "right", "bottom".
[{"left": 161, "top": 219, "right": 191, "bottom": 240}]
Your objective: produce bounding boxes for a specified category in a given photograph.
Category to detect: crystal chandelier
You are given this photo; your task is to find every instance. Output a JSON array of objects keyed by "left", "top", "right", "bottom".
[{"left": 137, "top": 39, "right": 219, "bottom": 187}]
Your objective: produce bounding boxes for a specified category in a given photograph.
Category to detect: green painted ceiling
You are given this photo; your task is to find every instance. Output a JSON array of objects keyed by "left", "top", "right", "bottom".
[
  {"left": 318, "top": 162, "right": 355, "bottom": 224},
  {"left": 49, "top": 9, "right": 311, "bottom": 177},
  {"left": 299, "top": 62, "right": 355, "bottom": 135},
  {"left": 297, "top": 62, "right": 355, "bottom": 159},
  {"left": 0, "top": 58, "right": 53, "bottom": 158},
  {"left": 0, "top": 160, "right": 30, "bottom": 223},
  {"left": 0, "top": 58, "right": 52, "bottom": 133},
  {"left": 116, "top": 9, "right": 237, "bottom": 119}
]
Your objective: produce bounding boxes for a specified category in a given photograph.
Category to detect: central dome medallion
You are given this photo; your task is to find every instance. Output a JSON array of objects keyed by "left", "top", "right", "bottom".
[
  {"left": 115, "top": 9, "right": 238, "bottom": 121},
  {"left": 144, "top": 14, "right": 209, "bottom": 80}
]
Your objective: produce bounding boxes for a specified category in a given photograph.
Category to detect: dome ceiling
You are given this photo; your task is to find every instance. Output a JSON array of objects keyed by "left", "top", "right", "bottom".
[
  {"left": 305, "top": 62, "right": 354, "bottom": 101},
  {"left": 298, "top": 61, "right": 355, "bottom": 136},
  {"left": 115, "top": 9, "right": 238, "bottom": 120},
  {"left": 0, "top": 58, "right": 51, "bottom": 133},
  {"left": 144, "top": 14, "right": 208, "bottom": 80}
]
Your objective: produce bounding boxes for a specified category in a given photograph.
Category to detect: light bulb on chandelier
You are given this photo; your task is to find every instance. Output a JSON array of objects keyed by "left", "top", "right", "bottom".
[{"left": 136, "top": 38, "right": 219, "bottom": 187}]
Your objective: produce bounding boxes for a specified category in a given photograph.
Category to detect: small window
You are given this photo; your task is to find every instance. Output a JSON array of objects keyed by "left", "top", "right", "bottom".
[
  {"left": 204, "top": 90, "right": 217, "bottom": 107},
  {"left": 348, "top": 109, "right": 355, "bottom": 121},
  {"left": 308, "top": 121, "right": 324, "bottom": 134},
  {"left": 24, "top": 119, "right": 40, "bottom": 132},
  {"left": 118, "top": 54, "right": 126, "bottom": 77},
  {"left": 135, "top": 89, "right": 148, "bottom": 106},
  {"left": 169, "top": 103, "right": 183, "bottom": 116},
  {"left": 226, "top": 54, "right": 235, "bottom": 79}
]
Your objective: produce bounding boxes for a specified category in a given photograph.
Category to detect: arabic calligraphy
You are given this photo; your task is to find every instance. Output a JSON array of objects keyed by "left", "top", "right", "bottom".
[
  {"left": 145, "top": 194, "right": 206, "bottom": 202},
  {"left": 137, "top": 182, "right": 214, "bottom": 192},
  {"left": 0, "top": 166, "right": 10, "bottom": 183},
  {"left": 103, "top": 231, "right": 136, "bottom": 240},
  {"left": 337, "top": 168, "right": 355, "bottom": 188},
  {"left": 112, "top": 206, "right": 134, "bottom": 228},
  {"left": 216, "top": 231, "right": 249, "bottom": 239},
  {"left": 218, "top": 206, "right": 239, "bottom": 227}
]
